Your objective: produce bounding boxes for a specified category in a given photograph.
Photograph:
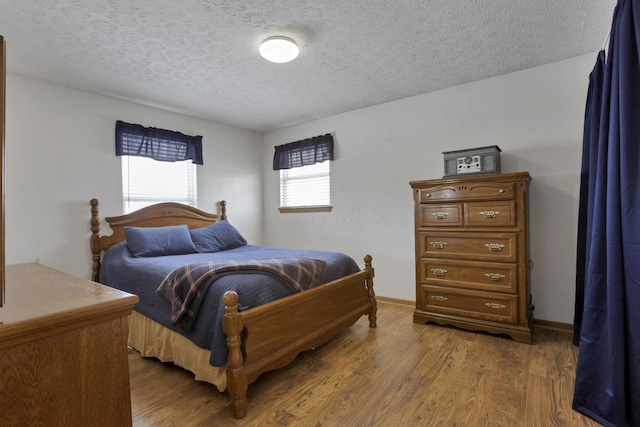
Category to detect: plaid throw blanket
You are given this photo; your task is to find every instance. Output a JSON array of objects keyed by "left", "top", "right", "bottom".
[{"left": 156, "top": 258, "right": 327, "bottom": 327}]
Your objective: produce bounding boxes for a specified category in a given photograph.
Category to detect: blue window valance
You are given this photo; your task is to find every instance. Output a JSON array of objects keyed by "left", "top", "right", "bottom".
[
  {"left": 272, "top": 133, "right": 334, "bottom": 170},
  {"left": 115, "top": 120, "right": 203, "bottom": 165}
]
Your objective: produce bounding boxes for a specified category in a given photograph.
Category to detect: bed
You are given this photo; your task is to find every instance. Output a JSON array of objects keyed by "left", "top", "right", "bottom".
[{"left": 89, "top": 199, "right": 377, "bottom": 418}]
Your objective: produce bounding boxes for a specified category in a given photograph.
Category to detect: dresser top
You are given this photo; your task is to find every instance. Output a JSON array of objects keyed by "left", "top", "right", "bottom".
[
  {"left": 410, "top": 171, "right": 530, "bottom": 188},
  {"left": 0, "top": 263, "right": 138, "bottom": 345}
]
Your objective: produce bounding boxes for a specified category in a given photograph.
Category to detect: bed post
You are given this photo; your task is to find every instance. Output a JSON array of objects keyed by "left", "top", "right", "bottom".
[
  {"left": 364, "top": 255, "right": 377, "bottom": 328},
  {"left": 222, "top": 290, "right": 247, "bottom": 418},
  {"left": 220, "top": 200, "right": 227, "bottom": 221},
  {"left": 90, "top": 199, "right": 102, "bottom": 282}
]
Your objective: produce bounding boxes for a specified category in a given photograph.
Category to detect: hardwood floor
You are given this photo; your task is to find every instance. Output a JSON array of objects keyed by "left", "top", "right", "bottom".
[{"left": 129, "top": 301, "right": 600, "bottom": 426}]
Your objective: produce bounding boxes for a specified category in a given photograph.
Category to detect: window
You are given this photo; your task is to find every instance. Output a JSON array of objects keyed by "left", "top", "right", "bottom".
[
  {"left": 279, "top": 160, "right": 330, "bottom": 211},
  {"left": 122, "top": 156, "right": 197, "bottom": 213},
  {"left": 273, "top": 133, "right": 333, "bottom": 212},
  {"left": 115, "top": 120, "right": 202, "bottom": 213}
]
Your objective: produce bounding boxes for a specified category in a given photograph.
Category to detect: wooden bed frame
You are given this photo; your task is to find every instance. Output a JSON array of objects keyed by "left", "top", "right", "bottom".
[{"left": 89, "top": 199, "right": 377, "bottom": 418}]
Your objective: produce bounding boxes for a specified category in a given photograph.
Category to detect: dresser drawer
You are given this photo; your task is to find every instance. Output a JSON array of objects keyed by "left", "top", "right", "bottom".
[
  {"left": 421, "top": 285, "right": 518, "bottom": 324},
  {"left": 418, "top": 204, "right": 463, "bottom": 227},
  {"left": 417, "top": 181, "right": 515, "bottom": 203},
  {"left": 418, "top": 231, "right": 517, "bottom": 262},
  {"left": 464, "top": 201, "right": 516, "bottom": 227},
  {"left": 420, "top": 258, "right": 517, "bottom": 293}
]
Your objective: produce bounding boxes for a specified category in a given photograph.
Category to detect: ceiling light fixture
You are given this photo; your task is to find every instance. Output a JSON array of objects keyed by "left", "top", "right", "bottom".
[{"left": 259, "top": 36, "right": 299, "bottom": 63}]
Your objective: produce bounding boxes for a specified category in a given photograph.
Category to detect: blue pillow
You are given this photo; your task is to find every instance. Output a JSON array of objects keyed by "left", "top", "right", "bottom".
[
  {"left": 125, "top": 225, "right": 197, "bottom": 257},
  {"left": 190, "top": 220, "right": 247, "bottom": 253}
]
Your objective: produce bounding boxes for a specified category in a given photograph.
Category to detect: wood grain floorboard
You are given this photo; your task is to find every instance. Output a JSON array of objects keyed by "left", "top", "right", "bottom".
[{"left": 129, "top": 302, "right": 601, "bottom": 426}]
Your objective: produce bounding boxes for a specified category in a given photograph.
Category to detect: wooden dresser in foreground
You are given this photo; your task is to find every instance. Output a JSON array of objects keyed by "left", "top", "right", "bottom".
[
  {"left": 0, "top": 263, "right": 139, "bottom": 426},
  {"left": 410, "top": 172, "right": 533, "bottom": 344}
]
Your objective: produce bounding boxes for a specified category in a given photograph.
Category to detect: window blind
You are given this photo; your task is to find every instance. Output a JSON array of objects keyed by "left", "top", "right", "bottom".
[
  {"left": 122, "top": 156, "right": 197, "bottom": 213},
  {"left": 280, "top": 161, "right": 330, "bottom": 207}
]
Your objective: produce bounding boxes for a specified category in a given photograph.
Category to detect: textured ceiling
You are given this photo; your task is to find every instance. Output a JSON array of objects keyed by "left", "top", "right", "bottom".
[{"left": 0, "top": 0, "right": 616, "bottom": 132}]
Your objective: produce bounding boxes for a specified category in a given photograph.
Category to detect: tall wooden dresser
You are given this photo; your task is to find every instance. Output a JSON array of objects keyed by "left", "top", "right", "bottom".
[{"left": 410, "top": 172, "right": 532, "bottom": 343}]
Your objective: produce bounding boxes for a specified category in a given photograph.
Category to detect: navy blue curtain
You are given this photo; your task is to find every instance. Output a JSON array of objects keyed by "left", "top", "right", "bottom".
[
  {"left": 272, "top": 133, "right": 333, "bottom": 170},
  {"left": 574, "top": 50, "right": 606, "bottom": 345},
  {"left": 115, "top": 120, "right": 203, "bottom": 165},
  {"left": 573, "top": 1, "right": 640, "bottom": 426}
]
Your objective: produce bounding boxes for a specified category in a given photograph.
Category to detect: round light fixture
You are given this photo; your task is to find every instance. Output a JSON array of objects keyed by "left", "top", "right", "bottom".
[{"left": 259, "top": 36, "right": 299, "bottom": 63}]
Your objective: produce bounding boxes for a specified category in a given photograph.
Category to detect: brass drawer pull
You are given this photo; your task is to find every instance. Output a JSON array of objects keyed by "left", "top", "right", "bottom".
[
  {"left": 485, "top": 302, "right": 507, "bottom": 309},
  {"left": 430, "top": 241, "right": 448, "bottom": 249},
  {"left": 430, "top": 268, "right": 448, "bottom": 276},
  {"left": 431, "top": 295, "right": 448, "bottom": 302},
  {"left": 484, "top": 243, "right": 505, "bottom": 251},
  {"left": 480, "top": 210, "right": 500, "bottom": 218},
  {"left": 484, "top": 273, "right": 505, "bottom": 281},
  {"left": 432, "top": 212, "right": 448, "bottom": 219}
]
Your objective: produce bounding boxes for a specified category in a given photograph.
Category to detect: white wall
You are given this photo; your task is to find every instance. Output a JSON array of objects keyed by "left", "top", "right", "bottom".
[
  {"left": 262, "top": 52, "right": 599, "bottom": 324},
  {"left": 5, "top": 74, "right": 263, "bottom": 280},
  {"left": 4, "top": 51, "right": 597, "bottom": 324}
]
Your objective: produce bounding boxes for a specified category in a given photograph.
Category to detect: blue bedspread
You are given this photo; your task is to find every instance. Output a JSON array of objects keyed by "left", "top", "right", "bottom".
[{"left": 99, "top": 243, "right": 360, "bottom": 366}]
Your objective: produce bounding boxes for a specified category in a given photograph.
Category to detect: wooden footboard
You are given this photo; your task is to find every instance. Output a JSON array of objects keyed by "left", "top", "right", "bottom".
[{"left": 222, "top": 255, "right": 377, "bottom": 418}]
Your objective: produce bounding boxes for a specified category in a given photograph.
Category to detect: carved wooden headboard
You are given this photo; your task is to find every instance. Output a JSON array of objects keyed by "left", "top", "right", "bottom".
[{"left": 89, "top": 199, "right": 227, "bottom": 282}]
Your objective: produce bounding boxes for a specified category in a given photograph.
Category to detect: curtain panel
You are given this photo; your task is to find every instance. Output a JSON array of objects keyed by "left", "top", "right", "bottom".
[
  {"left": 272, "top": 133, "right": 334, "bottom": 170},
  {"left": 573, "top": 1, "right": 640, "bottom": 426},
  {"left": 573, "top": 50, "right": 605, "bottom": 345},
  {"left": 115, "top": 120, "right": 203, "bottom": 165}
]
